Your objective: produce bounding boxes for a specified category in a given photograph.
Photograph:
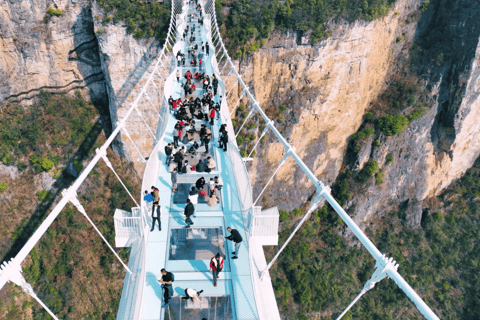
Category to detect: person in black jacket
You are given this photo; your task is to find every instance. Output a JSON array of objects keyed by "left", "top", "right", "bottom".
[
  {"left": 164, "top": 143, "right": 173, "bottom": 166},
  {"left": 212, "top": 76, "right": 218, "bottom": 96},
  {"left": 221, "top": 131, "right": 228, "bottom": 152},
  {"left": 184, "top": 199, "right": 195, "bottom": 228},
  {"left": 158, "top": 268, "right": 174, "bottom": 308},
  {"left": 195, "top": 177, "right": 205, "bottom": 191},
  {"left": 226, "top": 227, "right": 242, "bottom": 259},
  {"left": 196, "top": 159, "right": 206, "bottom": 172},
  {"left": 151, "top": 202, "right": 161, "bottom": 232}
]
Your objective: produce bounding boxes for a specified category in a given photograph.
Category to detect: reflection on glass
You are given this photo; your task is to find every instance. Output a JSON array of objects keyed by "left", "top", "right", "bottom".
[{"left": 169, "top": 228, "right": 225, "bottom": 260}]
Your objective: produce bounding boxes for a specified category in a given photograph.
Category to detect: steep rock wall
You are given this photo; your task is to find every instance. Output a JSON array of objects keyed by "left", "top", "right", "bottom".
[
  {"left": 348, "top": 0, "right": 480, "bottom": 229},
  {"left": 91, "top": 2, "right": 166, "bottom": 164},
  {"left": 225, "top": 0, "right": 423, "bottom": 211},
  {"left": 0, "top": 0, "right": 106, "bottom": 105}
]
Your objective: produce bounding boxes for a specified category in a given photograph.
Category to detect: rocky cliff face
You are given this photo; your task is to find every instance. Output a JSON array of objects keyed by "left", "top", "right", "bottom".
[
  {"left": 225, "top": 0, "right": 424, "bottom": 212},
  {"left": 0, "top": 0, "right": 165, "bottom": 169},
  {"left": 225, "top": 0, "right": 480, "bottom": 228},
  {"left": 91, "top": 2, "right": 166, "bottom": 164},
  {"left": 0, "top": 0, "right": 109, "bottom": 122}
]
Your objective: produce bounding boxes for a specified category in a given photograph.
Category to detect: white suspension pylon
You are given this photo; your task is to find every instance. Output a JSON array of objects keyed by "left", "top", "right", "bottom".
[
  {"left": 96, "top": 148, "right": 140, "bottom": 207},
  {"left": 337, "top": 256, "right": 399, "bottom": 320},
  {"left": 253, "top": 148, "right": 294, "bottom": 206},
  {"left": 1, "top": 260, "right": 59, "bottom": 320},
  {"left": 62, "top": 187, "right": 132, "bottom": 275}
]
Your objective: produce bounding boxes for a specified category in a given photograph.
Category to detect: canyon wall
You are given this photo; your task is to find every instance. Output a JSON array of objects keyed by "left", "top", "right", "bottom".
[{"left": 226, "top": 0, "right": 480, "bottom": 228}]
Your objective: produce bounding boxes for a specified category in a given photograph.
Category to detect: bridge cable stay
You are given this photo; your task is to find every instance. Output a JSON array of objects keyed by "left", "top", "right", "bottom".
[
  {"left": 207, "top": 0, "right": 440, "bottom": 318},
  {"left": 229, "top": 89, "right": 245, "bottom": 117},
  {"left": 0, "top": 0, "right": 179, "bottom": 316},
  {"left": 62, "top": 187, "right": 133, "bottom": 274},
  {"left": 235, "top": 107, "right": 256, "bottom": 137},
  {"left": 248, "top": 120, "right": 273, "bottom": 158}
]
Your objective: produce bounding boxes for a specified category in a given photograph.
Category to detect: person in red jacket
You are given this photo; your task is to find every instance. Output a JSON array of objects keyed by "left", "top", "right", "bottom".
[
  {"left": 209, "top": 253, "right": 224, "bottom": 287},
  {"left": 210, "top": 108, "right": 215, "bottom": 125}
]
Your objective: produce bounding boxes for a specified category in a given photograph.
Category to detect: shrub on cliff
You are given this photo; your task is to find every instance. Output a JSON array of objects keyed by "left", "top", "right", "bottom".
[
  {"left": 359, "top": 160, "right": 379, "bottom": 181},
  {"left": 375, "top": 114, "right": 408, "bottom": 136},
  {"left": 47, "top": 7, "right": 62, "bottom": 17}
]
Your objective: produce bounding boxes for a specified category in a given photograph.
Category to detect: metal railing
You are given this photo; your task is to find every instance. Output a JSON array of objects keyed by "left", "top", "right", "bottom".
[
  {"left": 202, "top": 0, "right": 440, "bottom": 318},
  {"left": 0, "top": 0, "right": 182, "bottom": 318}
]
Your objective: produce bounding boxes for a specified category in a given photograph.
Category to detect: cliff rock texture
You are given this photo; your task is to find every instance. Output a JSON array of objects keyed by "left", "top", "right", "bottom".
[
  {"left": 0, "top": 0, "right": 105, "bottom": 102},
  {"left": 224, "top": 0, "right": 423, "bottom": 211},
  {"left": 226, "top": 0, "right": 480, "bottom": 226},
  {"left": 91, "top": 2, "right": 167, "bottom": 164}
]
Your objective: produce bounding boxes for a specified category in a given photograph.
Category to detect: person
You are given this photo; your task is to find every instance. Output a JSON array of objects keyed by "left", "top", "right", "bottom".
[
  {"left": 158, "top": 268, "right": 175, "bottom": 308},
  {"left": 173, "top": 128, "right": 180, "bottom": 148},
  {"left": 152, "top": 186, "right": 160, "bottom": 202},
  {"left": 184, "top": 198, "right": 195, "bottom": 228},
  {"left": 171, "top": 167, "right": 178, "bottom": 193},
  {"left": 226, "top": 227, "right": 242, "bottom": 259},
  {"left": 212, "top": 76, "right": 218, "bottom": 96},
  {"left": 209, "top": 253, "right": 224, "bottom": 287},
  {"left": 195, "top": 177, "right": 206, "bottom": 191},
  {"left": 207, "top": 193, "right": 218, "bottom": 207},
  {"left": 182, "top": 288, "right": 204, "bottom": 306},
  {"left": 165, "top": 143, "right": 173, "bottom": 165},
  {"left": 144, "top": 190, "right": 155, "bottom": 203},
  {"left": 196, "top": 158, "right": 207, "bottom": 172},
  {"left": 221, "top": 131, "right": 228, "bottom": 152},
  {"left": 208, "top": 178, "right": 215, "bottom": 194},
  {"left": 214, "top": 102, "right": 220, "bottom": 120},
  {"left": 188, "top": 186, "right": 198, "bottom": 205},
  {"left": 176, "top": 69, "right": 180, "bottom": 82},
  {"left": 214, "top": 176, "right": 223, "bottom": 191},
  {"left": 210, "top": 108, "right": 215, "bottom": 125},
  {"left": 207, "top": 156, "right": 216, "bottom": 171},
  {"left": 151, "top": 202, "right": 161, "bottom": 231},
  {"left": 168, "top": 95, "right": 174, "bottom": 108},
  {"left": 206, "top": 42, "right": 210, "bottom": 55},
  {"left": 182, "top": 160, "right": 193, "bottom": 174},
  {"left": 199, "top": 58, "right": 202, "bottom": 70},
  {"left": 203, "top": 133, "right": 210, "bottom": 154}
]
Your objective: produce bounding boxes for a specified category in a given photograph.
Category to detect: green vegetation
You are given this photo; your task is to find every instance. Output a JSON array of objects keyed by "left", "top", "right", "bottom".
[
  {"left": 396, "top": 35, "right": 404, "bottom": 43},
  {"left": 0, "top": 92, "right": 140, "bottom": 319},
  {"left": 0, "top": 91, "right": 97, "bottom": 174},
  {"left": 36, "top": 190, "right": 51, "bottom": 202},
  {"left": 359, "top": 160, "right": 379, "bottom": 182},
  {"left": 421, "top": 0, "right": 430, "bottom": 12},
  {"left": 375, "top": 168, "right": 385, "bottom": 185},
  {"left": 0, "top": 182, "right": 7, "bottom": 192},
  {"left": 97, "top": 0, "right": 171, "bottom": 40},
  {"left": 47, "top": 7, "right": 62, "bottom": 17},
  {"left": 375, "top": 114, "right": 409, "bottom": 136},
  {"left": 372, "top": 139, "right": 381, "bottom": 149},
  {"left": 236, "top": 136, "right": 244, "bottom": 145},
  {"left": 386, "top": 152, "right": 394, "bottom": 165},
  {"left": 407, "top": 108, "right": 426, "bottom": 123},
  {"left": 271, "top": 156, "right": 480, "bottom": 318},
  {"left": 220, "top": 0, "right": 397, "bottom": 51},
  {"left": 434, "top": 52, "right": 444, "bottom": 66},
  {"left": 97, "top": 29, "right": 105, "bottom": 34},
  {"left": 352, "top": 127, "right": 374, "bottom": 141},
  {"left": 2, "top": 153, "right": 14, "bottom": 166}
]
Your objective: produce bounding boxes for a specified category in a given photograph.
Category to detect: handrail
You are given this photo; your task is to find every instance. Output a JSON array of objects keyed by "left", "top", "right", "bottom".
[
  {"left": 206, "top": 1, "right": 440, "bottom": 319},
  {"left": 0, "top": 0, "right": 178, "bottom": 301}
]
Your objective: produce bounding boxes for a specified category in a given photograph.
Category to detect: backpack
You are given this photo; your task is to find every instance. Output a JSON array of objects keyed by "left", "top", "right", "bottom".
[{"left": 182, "top": 166, "right": 187, "bottom": 174}]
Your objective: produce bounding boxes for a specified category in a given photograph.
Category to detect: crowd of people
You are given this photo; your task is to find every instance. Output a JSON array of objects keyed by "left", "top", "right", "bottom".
[{"left": 142, "top": 0, "right": 245, "bottom": 312}]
